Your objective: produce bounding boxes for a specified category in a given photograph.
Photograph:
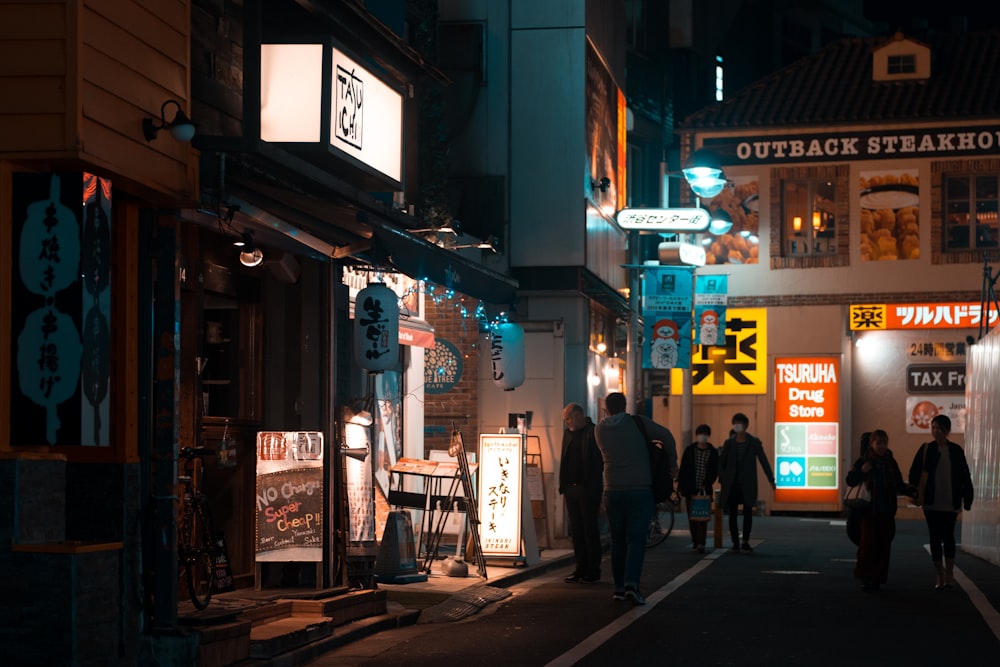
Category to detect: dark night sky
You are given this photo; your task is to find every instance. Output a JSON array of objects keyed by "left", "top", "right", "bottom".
[{"left": 864, "top": 1, "right": 1000, "bottom": 33}]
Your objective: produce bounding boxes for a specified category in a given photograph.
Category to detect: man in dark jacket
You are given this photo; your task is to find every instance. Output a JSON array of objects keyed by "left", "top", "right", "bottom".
[
  {"left": 719, "top": 412, "right": 775, "bottom": 553},
  {"left": 559, "top": 402, "right": 604, "bottom": 583}
]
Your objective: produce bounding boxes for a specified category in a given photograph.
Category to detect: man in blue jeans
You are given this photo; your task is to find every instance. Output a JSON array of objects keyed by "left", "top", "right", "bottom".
[{"left": 594, "top": 392, "right": 676, "bottom": 605}]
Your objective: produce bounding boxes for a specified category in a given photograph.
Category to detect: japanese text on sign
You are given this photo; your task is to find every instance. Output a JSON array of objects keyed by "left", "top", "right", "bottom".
[
  {"left": 671, "top": 307, "right": 768, "bottom": 395},
  {"left": 850, "top": 303, "right": 1000, "bottom": 330},
  {"left": 478, "top": 435, "right": 523, "bottom": 556}
]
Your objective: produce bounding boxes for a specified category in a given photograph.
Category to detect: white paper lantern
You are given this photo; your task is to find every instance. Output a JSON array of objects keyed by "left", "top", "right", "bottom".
[
  {"left": 354, "top": 283, "right": 399, "bottom": 372},
  {"left": 490, "top": 322, "right": 525, "bottom": 390}
]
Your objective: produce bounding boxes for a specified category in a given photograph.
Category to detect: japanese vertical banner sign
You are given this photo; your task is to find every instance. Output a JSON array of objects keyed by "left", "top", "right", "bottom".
[
  {"left": 478, "top": 434, "right": 524, "bottom": 556},
  {"left": 642, "top": 266, "right": 693, "bottom": 369},
  {"left": 694, "top": 274, "right": 728, "bottom": 346},
  {"left": 773, "top": 357, "right": 840, "bottom": 506}
]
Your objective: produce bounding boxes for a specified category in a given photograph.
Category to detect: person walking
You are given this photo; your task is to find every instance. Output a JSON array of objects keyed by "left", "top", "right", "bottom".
[
  {"left": 845, "top": 429, "right": 914, "bottom": 591},
  {"left": 908, "top": 414, "right": 974, "bottom": 589},
  {"left": 719, "top": 412, "right": 775, "bottom": 553},
  {"left": 594, "top": 392, "right": 676, "bottom": 605},
  {"left": 678, "top": 424, "right": 719, "bottom": 553},
  {"left": 559, "top": 402, "right": 604, "bottom": 584}
]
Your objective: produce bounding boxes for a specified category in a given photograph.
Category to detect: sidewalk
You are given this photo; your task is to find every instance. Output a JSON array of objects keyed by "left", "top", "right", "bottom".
[
  {"left": 217, "top": 547, "right": 578, "bottom": 666},
  {"left": 376, "top": 548, "right": 576, "bottom": 623}
]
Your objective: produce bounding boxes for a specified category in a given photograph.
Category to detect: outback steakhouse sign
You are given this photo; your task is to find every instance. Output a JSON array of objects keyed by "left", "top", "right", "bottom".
[{"left": 704, "top": 126, "right": 1000, "bottom": 165}]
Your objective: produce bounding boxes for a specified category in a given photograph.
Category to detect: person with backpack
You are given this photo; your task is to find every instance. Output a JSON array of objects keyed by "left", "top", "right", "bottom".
[
  {"left": 719, "top": 412, "right": 775, "bottom": 553},
  {"left": 594, "top": 392, "right": 676, "bottom": 605}
]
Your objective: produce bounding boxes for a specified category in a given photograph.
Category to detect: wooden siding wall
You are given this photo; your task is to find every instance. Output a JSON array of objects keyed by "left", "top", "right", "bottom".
[
  {"left": 0, "top": 1, "right": 72, "bottom": 152},
  {"left": 0, "top": 0, "right": 197, "bottom": 204}
]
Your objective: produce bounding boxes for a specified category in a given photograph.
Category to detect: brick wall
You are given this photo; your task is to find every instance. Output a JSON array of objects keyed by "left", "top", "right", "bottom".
[{"left": 423, "top": 296, "right": 483, "bottom": 454}]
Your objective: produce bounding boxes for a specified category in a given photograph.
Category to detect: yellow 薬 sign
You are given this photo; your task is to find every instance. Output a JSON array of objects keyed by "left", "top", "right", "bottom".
[{"left": 671, "top": 307, "right": 767, "bottom": 395}]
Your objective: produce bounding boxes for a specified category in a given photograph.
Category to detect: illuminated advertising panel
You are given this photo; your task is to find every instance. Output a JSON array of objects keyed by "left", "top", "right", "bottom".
[
  {"left": 773, "top": 357, "right": 840, "bottom": 505},
  {"left": 850, "top": 302, "right": 1000, "bottom": 330},
  {"left": 671, "top": 307, "right": 768, "bottom": 395},
  {"left": 478, "top": 434, "right": 524, "bottom": 557}
]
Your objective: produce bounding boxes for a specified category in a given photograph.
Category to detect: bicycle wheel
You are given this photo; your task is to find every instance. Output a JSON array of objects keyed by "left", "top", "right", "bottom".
[
  {"left": 645, "top": 502, "right": 675, "bottom": 547},
  {"left": 184, "top": 495, "right": 217, "bottom": 610}
]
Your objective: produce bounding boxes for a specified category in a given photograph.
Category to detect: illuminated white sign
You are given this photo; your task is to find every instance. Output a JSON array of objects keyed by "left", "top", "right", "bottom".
[
  {"left": 260, "top": 43, "right": 403, "bottom": 185},
  {"left": 330, "top": 48, "right": 402, "bottom": 183},
  {"left": 478, "top": 434, "right": 523, "bottom": 557},
  {"left": 616, "top": 208, "right": 711, "bottom": 232},
  {"left": 657, "top": 241, "right": 706, "bottom": 266}
]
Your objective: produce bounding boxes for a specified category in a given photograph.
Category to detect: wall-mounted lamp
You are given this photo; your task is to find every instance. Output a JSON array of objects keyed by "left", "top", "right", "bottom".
[
  {"left": 812, "top": 211, "right": 822, "bottom": 230},
  {"left": 592, "top": 177, "right": 612, "bottom": 193},
  {"left": 142, "top": 99, "right": 196, "bottom": 142},
  {"left": 239, "top": 247, "right": 264, "bottom": 267},
  {"left": 793, "top": 216, "right": 803, "bottom": 232},
  {"left": 236, "top": 229, "right": 264, "bottom": 267}
]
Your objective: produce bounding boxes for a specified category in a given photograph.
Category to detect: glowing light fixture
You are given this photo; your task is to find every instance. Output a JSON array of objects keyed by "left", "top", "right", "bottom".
[
  {"left": 239, "top": 247, "right": 264, "bottom": 267},
  {"left": 142, "top": 99, "right": 196, "bottom": 142}
]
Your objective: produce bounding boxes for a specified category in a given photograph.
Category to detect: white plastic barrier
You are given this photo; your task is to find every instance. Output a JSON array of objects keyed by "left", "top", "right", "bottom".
[{"left": 963, "top": 326, "right": 1000, "bottom": 566}]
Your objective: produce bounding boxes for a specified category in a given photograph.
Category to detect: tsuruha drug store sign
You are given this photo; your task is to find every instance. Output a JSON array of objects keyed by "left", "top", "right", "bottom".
[{"left": 773, "top": 357, "right": 841, "bottom": 507}]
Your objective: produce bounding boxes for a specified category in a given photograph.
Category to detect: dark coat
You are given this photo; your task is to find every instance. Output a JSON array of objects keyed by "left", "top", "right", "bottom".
[
  {"left": 719, "top": 433, "right": 775, "bottom": 508},
  {"left": 678, "top": 443, "right": 719, "bottom": 497},
  {"left": 559, "top": 418, "right": 603, "bottom": 498},
  {"left": 908, "top": 440, "right": 974, "bottom": 511},
  {"left": 846, "top": 448, "right": 910, "bottom": 515}
]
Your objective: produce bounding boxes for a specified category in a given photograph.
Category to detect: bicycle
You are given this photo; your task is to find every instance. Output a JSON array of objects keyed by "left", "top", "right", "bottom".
[
  {"left": 646, "top": 488, "right": 681, "bottom": 548},
  {"left": 178, "top": 446, "right": 220, "bottom": 610}
]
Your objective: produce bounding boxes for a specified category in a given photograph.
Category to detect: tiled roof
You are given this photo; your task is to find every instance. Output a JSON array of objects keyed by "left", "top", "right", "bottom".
[{"left": 680, "top": 30, "right": 1000, "bottom": 131}]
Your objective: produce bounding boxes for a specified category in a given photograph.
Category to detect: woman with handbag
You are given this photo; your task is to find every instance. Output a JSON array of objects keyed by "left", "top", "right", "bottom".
[
  {"left": 845, "top": 429, "right": 913, "bottom": 591},
  {"left": 678, "top": 424, "right": 719, "bottom": 553},
  {"left": 907, "top": 414, "right": 975, "bottom": 589}
]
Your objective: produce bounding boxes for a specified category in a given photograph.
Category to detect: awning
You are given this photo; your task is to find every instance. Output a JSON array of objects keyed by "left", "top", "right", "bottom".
[
  {"left": 399, "top": 316, "right": 435, "bottom": 348},
  {"left": 371, "top": 225, "right": 519, "bottom": 305}
]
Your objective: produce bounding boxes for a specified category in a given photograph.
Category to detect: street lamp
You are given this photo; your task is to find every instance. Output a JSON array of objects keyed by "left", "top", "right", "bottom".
[{"left": 621, "top": 150, "right": 725, "bottom": 419}]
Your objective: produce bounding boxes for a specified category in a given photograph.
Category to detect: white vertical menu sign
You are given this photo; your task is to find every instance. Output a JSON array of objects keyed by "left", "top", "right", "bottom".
[{"left": 478, "top": 433, "right": 538, "bottom": 560}]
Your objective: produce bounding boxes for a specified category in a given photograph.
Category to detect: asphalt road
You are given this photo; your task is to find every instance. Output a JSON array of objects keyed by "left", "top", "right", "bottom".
[{"left": 307, "top": 515, "right": 1000, "bottom": 666}]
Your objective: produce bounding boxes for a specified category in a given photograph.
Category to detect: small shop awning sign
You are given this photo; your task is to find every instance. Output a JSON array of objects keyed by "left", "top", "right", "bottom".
[
  {"left": 616, "top": 208, "right": 710, "bottom": 232},
  {"left": 399, "top": 317, "right": 435, "bottom": 348}
]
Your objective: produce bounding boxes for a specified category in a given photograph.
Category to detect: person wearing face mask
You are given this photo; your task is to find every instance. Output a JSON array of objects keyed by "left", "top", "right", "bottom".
[
  {"left": 719, "top": 413, "right": 775, "bottom": 552},
  {"left": 678, "top": 424, "right": 719, "bottom": 553}
]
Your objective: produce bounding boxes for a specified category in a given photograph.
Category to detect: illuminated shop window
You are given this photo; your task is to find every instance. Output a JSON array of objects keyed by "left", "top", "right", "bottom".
[
  {"left": 782, "top": 179, "right": 837, "bottom": 257},
  {"left": 944, "top": 174, "right": 999, "bottom": 251}
]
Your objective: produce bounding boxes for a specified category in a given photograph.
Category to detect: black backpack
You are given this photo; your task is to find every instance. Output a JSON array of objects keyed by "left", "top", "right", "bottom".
[{"left": 633, "top": 416, "right": 673, "bottom": 503}]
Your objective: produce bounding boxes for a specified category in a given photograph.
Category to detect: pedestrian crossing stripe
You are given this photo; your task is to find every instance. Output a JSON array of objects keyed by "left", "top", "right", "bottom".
[{"left": 671, "top": 307, "right": 767, "bottom": 395}]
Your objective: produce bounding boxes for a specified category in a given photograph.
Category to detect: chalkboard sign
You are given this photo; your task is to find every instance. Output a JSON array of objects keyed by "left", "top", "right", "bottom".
[
  {"left": 255, "top": 466, "right": 324, "bottom": 561},
  {"left": 213, "top": 534, "right": 235, "bottom": 593}
]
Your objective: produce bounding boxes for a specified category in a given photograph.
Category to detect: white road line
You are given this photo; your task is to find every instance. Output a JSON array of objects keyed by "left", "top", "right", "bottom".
[
  {"left": 924, "top": 544, "right": 1000, "bottom": 642},
  {"left": 544, "top": 550, "right": 725, "bottom": 667}
]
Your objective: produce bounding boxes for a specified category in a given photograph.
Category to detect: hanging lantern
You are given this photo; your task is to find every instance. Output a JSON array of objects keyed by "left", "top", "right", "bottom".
[
  {"left": 354, "top": 283, "right": 399, "bottom": 372},
  {"left": 491, "top": 322, "right": 525, "bottom": 390}
]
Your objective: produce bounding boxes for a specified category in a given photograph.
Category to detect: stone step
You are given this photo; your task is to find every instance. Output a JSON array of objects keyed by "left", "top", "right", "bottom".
[{"left": 193, "top": 588, "right": 388, "bottom": 665}]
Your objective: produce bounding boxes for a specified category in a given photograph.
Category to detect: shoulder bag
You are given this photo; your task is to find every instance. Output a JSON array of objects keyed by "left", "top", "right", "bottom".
[{"left": 843, "top": 481, "right": 871, "bottom": 510}]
